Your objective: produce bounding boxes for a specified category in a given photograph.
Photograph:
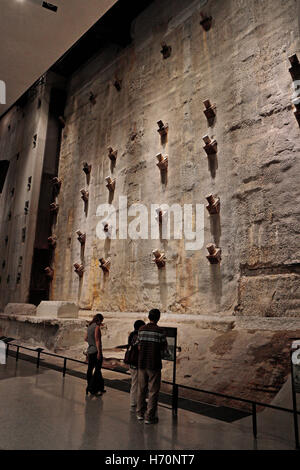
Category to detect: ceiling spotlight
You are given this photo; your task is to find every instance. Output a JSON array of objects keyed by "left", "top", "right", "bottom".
[
  {"left": 42, "top": 1, "right": 58, "bottom": 12},
  {"left": 16, "top": 0, "right": 58, "bottom": 11}
]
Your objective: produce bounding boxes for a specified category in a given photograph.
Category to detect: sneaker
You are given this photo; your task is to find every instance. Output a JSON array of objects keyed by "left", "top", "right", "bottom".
[
  {"left": 144, "top": 417, "right": 159, "bottom": 424},
  {"left": 136, "top": 414, "right": 144, "bottom": 421}
]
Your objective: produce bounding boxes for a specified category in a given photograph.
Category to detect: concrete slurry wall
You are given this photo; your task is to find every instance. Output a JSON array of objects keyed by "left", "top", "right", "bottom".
[
  {"left": 51, "top": 0, "right": 300, "bottom": 316},
  {"left": 0, "top": 79, "right": 50, "bottom": 310},
  {"left": 0, "top": 73, "right": 67, "bottom": 310}
]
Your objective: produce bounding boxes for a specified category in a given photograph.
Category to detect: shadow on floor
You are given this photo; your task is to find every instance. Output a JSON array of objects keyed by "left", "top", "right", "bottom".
[
  {"left": 7, "top": 350, "right": 251, "bottom": 423},
  {"left": 0, "top": 358, "right": 46, "bottom": 381}
]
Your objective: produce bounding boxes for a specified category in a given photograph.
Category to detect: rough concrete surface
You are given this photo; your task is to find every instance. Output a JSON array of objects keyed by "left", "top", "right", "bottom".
[
  {"left": 0, "top": 313, "right": 87, "bottom": 350},
  {"left": 4, "top": 303, "right": 36, "bottom": 316},
  {"left": 36, "top": 300, "right": 79, "bottom": 318},
  {"left": 0, "top": 0, "right": 299, "bottom": 316},
  {"left": 50, "top": 0, "right": 300, "bottom": 315}
]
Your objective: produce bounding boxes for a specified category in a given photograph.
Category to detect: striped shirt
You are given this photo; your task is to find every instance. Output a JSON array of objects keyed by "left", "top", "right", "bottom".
[{"left": 137, "top": 323, "right": 167, "bottom": 370}]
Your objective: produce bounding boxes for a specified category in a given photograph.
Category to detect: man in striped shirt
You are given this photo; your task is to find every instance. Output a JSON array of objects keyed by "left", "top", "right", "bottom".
[{"left": 136, "top": 309, "right": 167, "bottom": 424}]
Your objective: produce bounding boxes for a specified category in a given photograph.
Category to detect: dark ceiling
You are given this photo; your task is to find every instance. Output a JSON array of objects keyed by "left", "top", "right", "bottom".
[{"left": 51, "top": 0, "right": 154, "bottom": 77}]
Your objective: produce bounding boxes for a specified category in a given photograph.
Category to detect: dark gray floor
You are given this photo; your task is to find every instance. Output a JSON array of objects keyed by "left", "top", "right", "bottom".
[
  {"left": 8, "top": 348, "right": 251, "bottom": 423},
  {"left": 0, "top": 357, "right": 296, "bottom": 450}
]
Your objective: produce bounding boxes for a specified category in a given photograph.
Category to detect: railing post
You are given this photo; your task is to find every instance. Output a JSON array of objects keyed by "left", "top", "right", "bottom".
[
  {"left": 292, "top": 396, "right": 300, "bottom": 449},
  {"left": 63, "top": 358, "right": 67, "bottom": 377},
  {"left": 291, "top": 355, "right": 300, "bottom": 449},
  {"left": 16, "top": 346, "right": 19, "bottom": 362},
  {"left": 36, "top": 350, "right": 40, "bottom": 369},
  {"left": 171, "top": 331, "right": 178, "bottom": 417},
  {"left": 6, "top": 343, "right": 9, "bottom": 359},
  {"left": 172, "top": 384, "right": 178, "bottom": 417},
  {"left": 252, "top": 402, "right": 257, "bottom": 439}
]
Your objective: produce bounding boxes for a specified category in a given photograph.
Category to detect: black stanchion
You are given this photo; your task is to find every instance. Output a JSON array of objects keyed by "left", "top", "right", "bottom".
[
  {"left": 36, "top": 350, "right": 41, "bottom": 369},
  {"left": 172, "top": 384, "right": 178, "bottom": 417},
  {"left": 16, "top": 346, "right": 19, "bottom": 362},
  {"left": 252, "top": 402, "right": 257, "bottom": 439},
  {"left": 291, "top": 356, "right": 300, "bottom": 449},
  {"left": 35, "top": 348, "right": 44, "bottom": 370},
  {"left": 63, "top": 358, "right": 67, "bottom": 377}
]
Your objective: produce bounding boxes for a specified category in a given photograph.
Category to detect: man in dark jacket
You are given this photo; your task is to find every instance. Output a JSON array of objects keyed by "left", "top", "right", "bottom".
[{"left": 136, "top": 309, "right": 167, "bottom": 424}]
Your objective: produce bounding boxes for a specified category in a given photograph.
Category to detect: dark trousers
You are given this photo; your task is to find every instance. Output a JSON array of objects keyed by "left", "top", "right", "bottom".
[{"left": 86, "top": 352, "right": 104, "bottom": 393}]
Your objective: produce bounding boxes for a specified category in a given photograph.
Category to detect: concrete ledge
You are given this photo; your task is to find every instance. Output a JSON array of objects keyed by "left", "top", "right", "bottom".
[
  {"left": 36, "top": 301, "right": 79, "bottom": 319},
  {"left": 79, "top": 311, "right": 300, "bottom": 333},
  {"left": 4, "top": 303, "right": 36, "bottom": 316},
  {"left": 79, "top": 311, "right": 236, "bottom": 333},
  {"left": 0, "top": 313, "right": 86, "bottom": 351},
  {"left": 0, "top": 313, "right": 85, "bottom": 326},
  {"left": 233, "top": 316, "right": 300, "bottom": 331},
  {"left": 2, "top": 309, "right": 300, "bottom": 356}
]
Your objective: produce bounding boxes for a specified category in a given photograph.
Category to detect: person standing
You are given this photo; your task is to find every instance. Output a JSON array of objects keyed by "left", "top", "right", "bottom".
[
  {"left": 85, "top": 313, "right": 105, "bottom": 396},
  {"left": 136, "top": 309, "right": 167, "bottom": 424},
  {"left": 126, "top": 320, "right": 145, "bottom": 412}
]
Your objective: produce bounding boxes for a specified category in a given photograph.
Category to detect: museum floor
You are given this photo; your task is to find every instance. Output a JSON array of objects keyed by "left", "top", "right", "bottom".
[{"left": 0, "top": 356, "right": 297, "bottom": 450}]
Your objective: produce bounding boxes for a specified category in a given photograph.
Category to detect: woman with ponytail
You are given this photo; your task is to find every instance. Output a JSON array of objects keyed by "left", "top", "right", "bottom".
[{"left": 85, "top": 313, "right": 105, "bottom": 395}]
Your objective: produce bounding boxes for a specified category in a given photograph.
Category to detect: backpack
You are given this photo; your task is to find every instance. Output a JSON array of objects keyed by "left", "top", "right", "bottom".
[{"left": 124, "top": 332, "right": 139, "bottom": 366}]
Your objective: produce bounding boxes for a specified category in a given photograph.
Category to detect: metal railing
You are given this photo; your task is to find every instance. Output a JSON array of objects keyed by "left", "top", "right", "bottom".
[{"left": 3, "top": 340, "right": 300, "bottom": 449}]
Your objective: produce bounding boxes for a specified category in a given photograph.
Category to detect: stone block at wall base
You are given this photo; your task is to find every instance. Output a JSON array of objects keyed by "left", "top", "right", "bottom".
[
  {"left": 236, "top": 274, "right": 300, "bottom": 317},
  {"left": 36, "top": 301, "right": 79, "bottom": 318},
  {"left": 0, "top": 314, "right": 87, "bottom": 350},
  {"left": 4, "top": 303, "right": 37, "bottom": 316}
]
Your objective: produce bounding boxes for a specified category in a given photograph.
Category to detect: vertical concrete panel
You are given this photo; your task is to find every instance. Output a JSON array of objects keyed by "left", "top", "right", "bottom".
[{"left": 0, "top": 80, "right": 51, "bottom": 309}]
